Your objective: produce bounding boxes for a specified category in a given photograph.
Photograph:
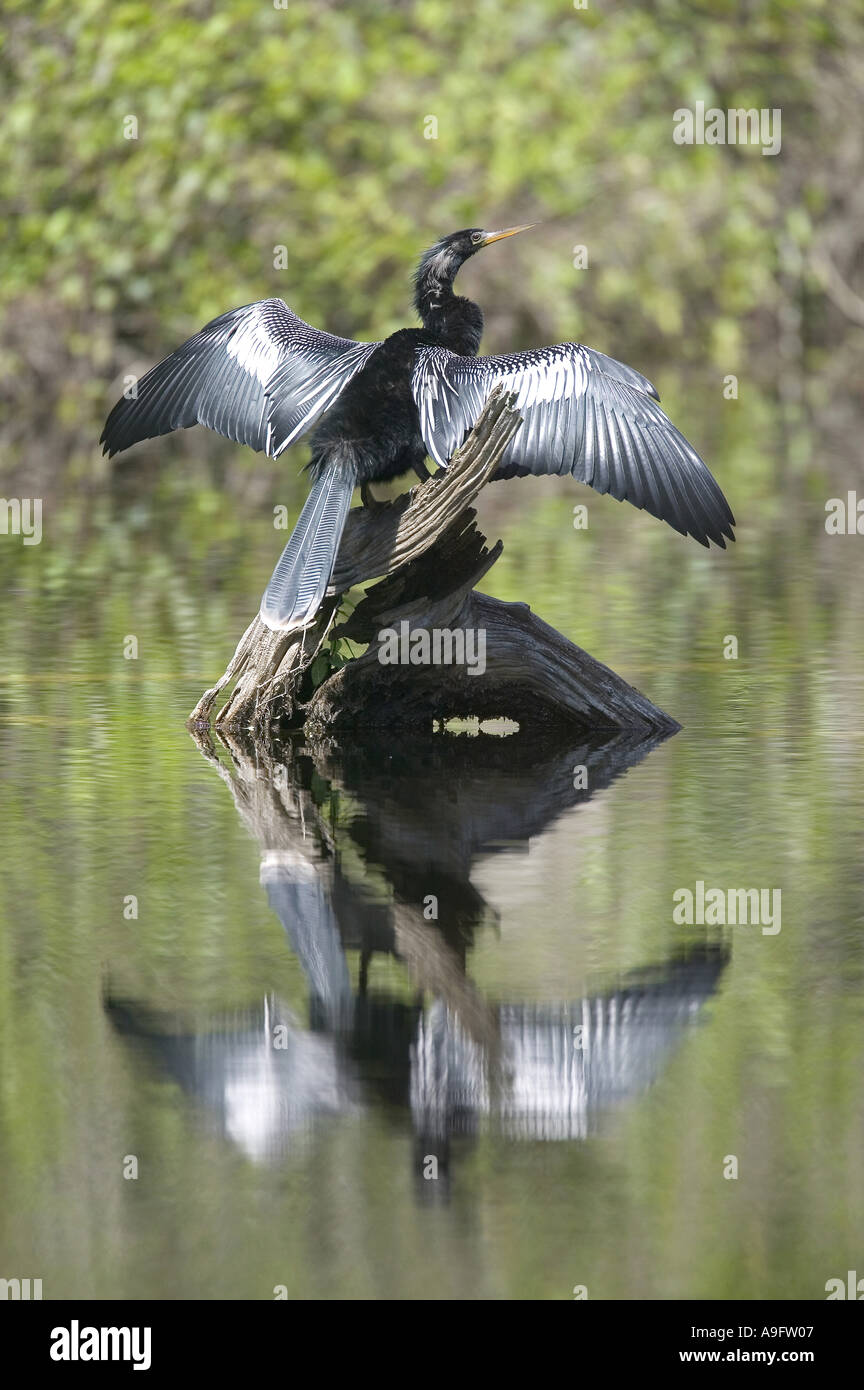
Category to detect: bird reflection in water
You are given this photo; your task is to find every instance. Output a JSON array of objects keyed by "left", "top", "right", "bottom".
[{"left": 106, "top": 728, "right": 727, "bottom": 1196}]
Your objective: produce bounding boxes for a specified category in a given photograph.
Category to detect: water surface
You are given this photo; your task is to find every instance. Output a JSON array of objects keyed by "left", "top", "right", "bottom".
[{"left": 1, "top": 396, "right": 862, "bottom": 1301}]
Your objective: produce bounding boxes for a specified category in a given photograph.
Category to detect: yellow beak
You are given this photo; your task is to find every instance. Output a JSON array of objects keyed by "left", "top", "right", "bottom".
[{"left": 480, "top": 223, "right": 537, "bottom": 246}]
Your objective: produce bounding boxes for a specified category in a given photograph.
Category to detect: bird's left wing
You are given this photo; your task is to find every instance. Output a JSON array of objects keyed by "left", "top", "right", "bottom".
[
  {"left": 101, "top": 298, "right": 380, "bottom": 459},
  {"left": 411, "top": 343, "right": 735, "bottom": 548}
]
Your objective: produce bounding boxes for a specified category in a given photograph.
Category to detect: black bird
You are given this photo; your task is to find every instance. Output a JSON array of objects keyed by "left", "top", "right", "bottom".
[{"left": 101, "top": 226, "right": 735, "bottom": 629}]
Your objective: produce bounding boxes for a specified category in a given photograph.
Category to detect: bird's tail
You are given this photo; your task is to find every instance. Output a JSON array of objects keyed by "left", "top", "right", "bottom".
[{"left": 259, "top": 456, "right": 357, "bottom": 631}]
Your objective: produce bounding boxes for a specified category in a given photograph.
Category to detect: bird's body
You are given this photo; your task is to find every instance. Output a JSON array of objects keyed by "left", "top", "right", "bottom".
[
  {"left": 101, "top": 225, "right": 734, "bottom": 629},
  {"left": 306, "top": 329, "right": 429, "bottom": 487}
]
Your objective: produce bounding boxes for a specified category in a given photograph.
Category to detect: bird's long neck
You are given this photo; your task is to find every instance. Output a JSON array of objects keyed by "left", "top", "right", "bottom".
[{"left": 414, "top": 246, "right": 483, "bottom": 356}]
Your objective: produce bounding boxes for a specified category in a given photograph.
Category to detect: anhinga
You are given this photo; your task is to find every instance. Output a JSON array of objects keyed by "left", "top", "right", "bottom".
[{"left": 102, "top": 226, "right": 735, "bottom": 629}]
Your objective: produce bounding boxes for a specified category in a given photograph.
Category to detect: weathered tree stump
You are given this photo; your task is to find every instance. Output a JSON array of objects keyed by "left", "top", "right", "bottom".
[{"left": 188, "top": 388, "right": 679, "bottom": 737}]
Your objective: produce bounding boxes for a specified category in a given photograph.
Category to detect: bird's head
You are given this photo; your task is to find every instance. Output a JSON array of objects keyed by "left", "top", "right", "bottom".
[{"left": 414, "top": 224, "right": 535, "bottom": 308}]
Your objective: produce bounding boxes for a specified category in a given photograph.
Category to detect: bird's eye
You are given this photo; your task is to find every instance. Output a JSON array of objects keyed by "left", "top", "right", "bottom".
[{"left": 471, "top": 231, "right": 484, "bottom": 244}]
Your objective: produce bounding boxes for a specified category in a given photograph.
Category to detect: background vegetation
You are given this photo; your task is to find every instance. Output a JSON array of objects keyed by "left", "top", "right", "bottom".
[{"left": 1, "top": 0, "right": 862, "bottom": 500}]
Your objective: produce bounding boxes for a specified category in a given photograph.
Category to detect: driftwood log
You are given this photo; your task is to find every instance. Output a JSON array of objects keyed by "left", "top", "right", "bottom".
[{"left": 188, "top": 388, "right": 679, "bottom": 737}]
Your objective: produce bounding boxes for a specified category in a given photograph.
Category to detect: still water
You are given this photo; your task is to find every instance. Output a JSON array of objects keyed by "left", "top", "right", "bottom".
[{"left": 1, "top": 398, "right": 862, "bottom": 1300}]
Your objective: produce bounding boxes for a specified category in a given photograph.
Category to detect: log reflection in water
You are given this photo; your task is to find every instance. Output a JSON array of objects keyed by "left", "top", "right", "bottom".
[{"left": 105, "top": 727, "right": 727, "bottom": 1180}]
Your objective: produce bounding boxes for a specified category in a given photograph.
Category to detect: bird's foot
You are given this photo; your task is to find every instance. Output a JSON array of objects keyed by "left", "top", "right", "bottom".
[{"left": 361, "top": 482, "right": 388, "bottom": 511}]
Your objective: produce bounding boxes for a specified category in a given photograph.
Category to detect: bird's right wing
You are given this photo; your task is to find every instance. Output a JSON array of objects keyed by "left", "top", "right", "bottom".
[
  {"left": 411, "top": 343, "right": 735, "bottom": 548},
  {"left": 101, "top": 298, "right": 380, "bottom": 459}
]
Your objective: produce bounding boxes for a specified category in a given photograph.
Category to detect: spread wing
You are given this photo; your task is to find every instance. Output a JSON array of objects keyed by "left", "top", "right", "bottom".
[
  {"left": 101, "top": 298, "right": 380, "bottom": 459},
  {"left": 412, "top": 343, "right": 735, "bottom": 548}
]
